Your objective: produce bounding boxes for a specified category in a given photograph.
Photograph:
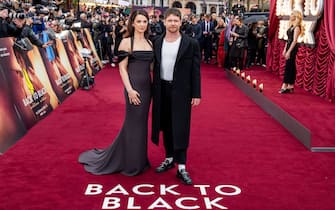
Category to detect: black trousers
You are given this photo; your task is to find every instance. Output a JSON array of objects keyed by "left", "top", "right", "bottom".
[
  {"left": 202, "top": 36, "right": 212, "bottom": 61},
  {"left": 283, "top": 50, "right": 297, "bottom": 85},
  {"left": 160, "top": 80, "right": 187, "bottom": 164}
]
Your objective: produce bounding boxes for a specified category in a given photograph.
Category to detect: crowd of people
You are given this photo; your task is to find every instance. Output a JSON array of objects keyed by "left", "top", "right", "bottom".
[
  {"left": 1, "top": 0, "right": 269, "bottom": 71},
  {"left": 3, "top": 0, "right": 301, "bottom": 185},
  {"left": 0, "top": 0, "right": 201, "bottom": 185}
]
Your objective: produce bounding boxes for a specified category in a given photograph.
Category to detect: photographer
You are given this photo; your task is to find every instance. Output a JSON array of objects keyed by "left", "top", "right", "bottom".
[
  {"left": 80, "top": 12, "right": 92, "bottom": 30},
  {"left": 149, "top": 15, "right": 162, "bottom": 42},
  {"left": 12, "top": 12, "right": 50, "bottom": 48},
  {"left": 0, "top": 5, "right": 18, "bottom": 37},
  {"left": 0, "top": 5, "right": 10, "bottom": 37},
  {"left": 30, "top": 5, "right": 50, "bottom": 35}
]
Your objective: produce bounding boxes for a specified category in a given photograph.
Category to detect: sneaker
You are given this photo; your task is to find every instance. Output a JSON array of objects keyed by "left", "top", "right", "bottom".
[
  {"left": 176, "top": 169, "right": 193, "bottom": 185},
  {"left": 155, "top": 160, "right": 175, "bottom": 173}
]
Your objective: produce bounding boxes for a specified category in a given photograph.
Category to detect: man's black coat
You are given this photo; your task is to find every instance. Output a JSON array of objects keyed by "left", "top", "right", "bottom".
[{"left": 151, "top": 33, "right": 201, "bottom": 150}]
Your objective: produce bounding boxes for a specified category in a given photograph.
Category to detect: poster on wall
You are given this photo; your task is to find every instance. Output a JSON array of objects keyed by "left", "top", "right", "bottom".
[
  {"left": 82, "top": 28, "right": 103, "bottom": 72},
  {"left": 72, "top": 29, "right": 101, "bottom": 76},
  {"left": 57, "top": 30, "right": 86, "bottom": 81},
  {"left": 0, "top": 38, "right": 58, "bottom": 129},
  {"left": 70, "top": 30, "right": 94, "bottom": 77},
  {"left": 0, "top": 62, "right": 27, "bottom": 154},
  {"left": 38, "top": 31, "right": 78, "bottom": 102}
]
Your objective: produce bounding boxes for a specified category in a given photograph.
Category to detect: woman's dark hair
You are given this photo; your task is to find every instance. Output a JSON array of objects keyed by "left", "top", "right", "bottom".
[{"left": 126, "top": 9, "right": 149, "bottom": 38}]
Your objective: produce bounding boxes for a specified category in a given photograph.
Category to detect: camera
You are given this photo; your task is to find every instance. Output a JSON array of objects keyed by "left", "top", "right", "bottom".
[
  {"left": 8, "top": 12, "right": 26, "bottom": 19},
  {"left": 0, "top": 1, "right": 13, "bottom": 10},
  {"left": 71, "top": 21, "right": 82, "bottom": 33},
  {"left": 37, "top": 8, "right": 49, "bottom": 15},
  {"left": 80, "top": 48, "right": 92, "bottom": 58},
  {"left": 0, "top": 4, "right": 7, "bottom": 11},
  {"left": 34, "top": 4, "right": 50, "bottom": 15},
  {"left": 47, "top": 3, "right": 58, "bottom": 11},
  {"left": 58, "top": 18, "right": 72, "bottom": 30}
]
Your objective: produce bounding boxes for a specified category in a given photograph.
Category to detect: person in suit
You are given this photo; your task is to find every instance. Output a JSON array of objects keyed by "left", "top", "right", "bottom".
[
  {"left": 201, "top": 14, "right": 214, "bottom": 63},
  {"left": 151, "top": 8, "right": 201, "bottom": 185}
]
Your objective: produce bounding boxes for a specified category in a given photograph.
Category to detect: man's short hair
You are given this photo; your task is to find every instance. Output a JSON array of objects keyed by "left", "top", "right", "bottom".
[{"left": 164, "top": 8, "right": 181, "bottom": 20}]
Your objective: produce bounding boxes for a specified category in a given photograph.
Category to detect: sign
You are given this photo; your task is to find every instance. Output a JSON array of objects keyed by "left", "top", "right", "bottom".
[{"left": 276, "top": 0, "right": 324, "bottom": 45}]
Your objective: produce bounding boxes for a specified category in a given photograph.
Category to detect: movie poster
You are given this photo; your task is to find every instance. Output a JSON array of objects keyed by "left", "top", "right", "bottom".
[
  {"left": 1, "top": 38, "right": 58, "bottom": 129},
  {"left": 39, "top": 32, "right": 78, "bottom": 102},
  {"left": 58, "top": 30, "right": 86, "bottom": 81},
  {"left": 0, "top": 49, "right": 27, "bottom": 153},
  {"left": 71, "top": 30, "right": 97, "bottom": 76},
  {"left": 82, "top": 28, "right": 103, "bottom": 71}
]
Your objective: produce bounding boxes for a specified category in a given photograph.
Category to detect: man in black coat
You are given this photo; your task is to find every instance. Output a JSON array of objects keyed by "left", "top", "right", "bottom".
[
  {"left": 12, "top": 15, "right": 50, "bottom": 49},
  {"left": 151, "top": 8, "right": 201, "bottom": 185},
  {"left": 0, "top": 6, "right": 18, "bottom": 38}
]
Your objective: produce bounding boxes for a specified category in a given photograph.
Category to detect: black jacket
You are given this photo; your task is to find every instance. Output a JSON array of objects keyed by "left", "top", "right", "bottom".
[
  {"left": 151, "top": 34, "right": 201, "bottom": 149},
  {"left": 0, "top": 18, "right": 18, "bottom": 38},
  {"left": 16, "top": 24, "right": 44, "bottom": 48}
]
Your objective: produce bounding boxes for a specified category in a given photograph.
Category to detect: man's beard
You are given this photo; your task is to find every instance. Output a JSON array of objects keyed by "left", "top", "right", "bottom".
[{"left": 167, "top": 27, "right": 179, "bottom": 33}]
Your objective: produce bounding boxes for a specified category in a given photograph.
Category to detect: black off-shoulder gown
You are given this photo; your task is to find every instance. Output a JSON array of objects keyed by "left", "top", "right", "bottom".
[{"left": 78, "top": 50, "right": 153, "bottom": 176}]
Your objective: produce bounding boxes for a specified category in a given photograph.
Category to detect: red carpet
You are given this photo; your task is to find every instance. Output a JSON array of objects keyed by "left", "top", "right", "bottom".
[
  {"left": 0, "top": 65, "right": 335, "bottom": 210},
  {"left": 240, "top": 66, "right": 335, "bottom": 147}
]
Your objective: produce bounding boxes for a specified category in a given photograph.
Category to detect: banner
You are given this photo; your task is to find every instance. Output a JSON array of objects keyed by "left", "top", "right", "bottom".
[
  {"left": 82, "top": 28, "right": 103, "bottom": 72},
  {"left": 0, "top": 63, "right": 27, "bottom": 154},
  {"left": 0, "top": 29, "right": 102, "bottom": 153},
  {"left": 39, "top": 32, "right": 78, "bottom": 102},
  {"left": 72, "top": 29, "right": 102, "bottom": 76},
  {"left": 57, "top": 30, "right": 86, "bottom": 81},
  {"left": 10, "top": 40, "right": 59, "bottom": 129}
]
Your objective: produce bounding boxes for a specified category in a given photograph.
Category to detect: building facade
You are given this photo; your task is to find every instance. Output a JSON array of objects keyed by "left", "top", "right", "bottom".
[{"left": 129, "top": 0, "right": 269, "bottom": 15}]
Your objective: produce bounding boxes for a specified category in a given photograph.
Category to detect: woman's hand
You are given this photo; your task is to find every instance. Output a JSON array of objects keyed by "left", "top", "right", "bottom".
[
  {"left": 282, "top": 50, "right": 286, "bottom": 57},
  {"left": 191, "top": 98, "right": 201, "bottom": 106},
  {"left": 128, "top": 89, "right": 141, "bottom": 105},
  {"left": 285, "top": 51, "right": 291, "bottom": 60}
]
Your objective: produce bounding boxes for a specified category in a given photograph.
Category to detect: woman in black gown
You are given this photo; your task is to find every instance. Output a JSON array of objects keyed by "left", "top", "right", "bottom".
[
  {"left": 78, "top": 10, "right": 153, "bottom": 176},
  {"left": 279, "top": 10, "right": 302, "bottom": 94}
]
